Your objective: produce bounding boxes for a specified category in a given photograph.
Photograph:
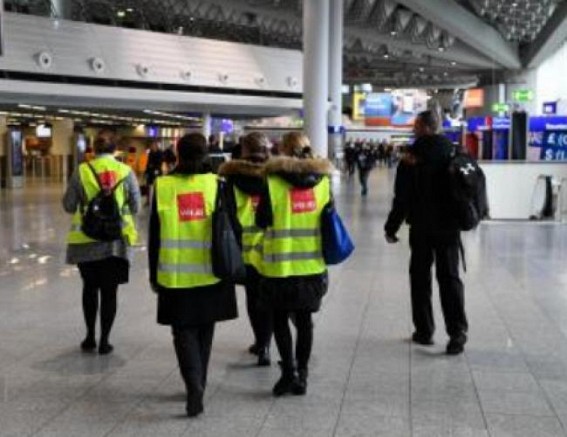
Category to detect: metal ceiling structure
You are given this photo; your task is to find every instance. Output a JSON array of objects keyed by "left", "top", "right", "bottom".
[{"left": 3, "top": 0, "right": 567, "bottom": 89}]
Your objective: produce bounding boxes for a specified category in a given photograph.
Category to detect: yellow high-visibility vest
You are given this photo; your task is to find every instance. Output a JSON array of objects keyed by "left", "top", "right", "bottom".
[
  {"left": 67, "top": 156, "right": 137, "bottom": 245},
  {"left": 259, "top": 175, "right": 330, "bottom": 278},
  {"left": 156, "top": 173, "right": 220, "bottom": 289},
  {"left": 234, "top": 187, "right": 263, "bottom": 271}
]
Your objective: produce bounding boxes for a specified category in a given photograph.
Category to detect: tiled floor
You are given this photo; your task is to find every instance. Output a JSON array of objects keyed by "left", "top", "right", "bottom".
[{"left": 2, "top": 169, "right": 567, "bottom": 436}]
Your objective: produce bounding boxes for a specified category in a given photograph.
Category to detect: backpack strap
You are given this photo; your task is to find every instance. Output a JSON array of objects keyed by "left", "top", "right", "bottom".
[
  {"left": 458, "top": 235, "right": 467, "bottom": 273},
  {"left": 86, "top": 162, "right": 127, "bottom": 193}
]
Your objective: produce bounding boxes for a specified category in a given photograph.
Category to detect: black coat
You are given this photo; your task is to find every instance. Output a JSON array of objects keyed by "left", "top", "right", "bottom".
[
  {"left": 254, "top": 157, "right": 333, "bottom": 312},
  {"left": 384, "top": 134, "right": 460, "bottom": 239},
  {"left": 148, "top": 169, "right": 237, "bottom": 327}
]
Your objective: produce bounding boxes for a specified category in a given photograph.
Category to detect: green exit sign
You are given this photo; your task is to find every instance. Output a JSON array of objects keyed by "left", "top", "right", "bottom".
[
  {"left": 513, "top": 89, "right": 534, "bottom": 102},
  {"left": 492, "top": 103, "right": 510, "bottom": 112}
]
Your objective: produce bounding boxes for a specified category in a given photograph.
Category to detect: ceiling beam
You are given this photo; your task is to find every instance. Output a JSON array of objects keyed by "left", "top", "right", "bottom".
[
  {"left": 521, "top": 1, "right": 567, "bottom": 69},
  {"left": 346, "top": 28, "right": 498, "bottom": 69},
  {"left": 396, "top": 0, "right": 521, "bottom": 69}
]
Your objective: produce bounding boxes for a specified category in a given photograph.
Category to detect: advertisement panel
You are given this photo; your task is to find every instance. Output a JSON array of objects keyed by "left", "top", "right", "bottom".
[{"left": 364, "top": 93, "right": 392, "bottom": 127}]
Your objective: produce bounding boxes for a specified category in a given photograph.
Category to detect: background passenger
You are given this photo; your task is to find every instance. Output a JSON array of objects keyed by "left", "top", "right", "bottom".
[
  {"left": 148, "top": 133, "right": 237, "bottom": 417},
  {"left": 384, "top": 110, "right": 468, "bottom": 355},
  {"left": 63, "top": 130, "right": 141, "bottom": 355}
]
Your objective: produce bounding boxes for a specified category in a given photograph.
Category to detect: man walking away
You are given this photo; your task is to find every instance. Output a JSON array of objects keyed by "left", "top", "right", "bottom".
[{"left": 384, "top": 110, "right": 468, "bottom": 355}]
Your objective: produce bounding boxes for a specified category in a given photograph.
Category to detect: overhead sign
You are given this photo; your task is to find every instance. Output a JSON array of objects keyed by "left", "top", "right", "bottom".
[
  {"left": 512, "top": 89, "right": 534, "bottom": 102},
  {"left": 492, "top": 103, "right": 510, "bottom": 113},
  {"left": 463, "top": 89, "right": 485, "bottom": 108},
  {"left": 543, "top": 102, "right": 557, "bottom": 115}
]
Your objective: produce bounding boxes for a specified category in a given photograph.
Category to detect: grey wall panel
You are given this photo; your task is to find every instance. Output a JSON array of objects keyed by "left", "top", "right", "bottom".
[{"left": 0, "top": 13, "right": 303, "bottom": 93}]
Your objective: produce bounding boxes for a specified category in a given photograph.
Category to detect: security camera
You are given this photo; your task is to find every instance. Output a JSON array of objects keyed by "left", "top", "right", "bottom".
[
  {"left": 219, "top": 73, "right": 229, "bottom": 83},
  {"left": 35, "top": 52, "right": 53, "bottom": 70},
  {"left": 287, "top": 76, "right": 298, "bottom": 88},
  {"left": 89, "top": 57, "right": 105, "bottom": 74},
  {"left": 181, "top": 70, "right": 192, "bottom": 82},
  {"left": 256, "top": 76, "right": 266, "bottom": 86},
  {"left": 136, "top": 64, "right": 150, "bottom": 78}
]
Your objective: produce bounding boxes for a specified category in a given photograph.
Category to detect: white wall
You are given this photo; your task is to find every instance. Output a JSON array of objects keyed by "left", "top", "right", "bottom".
[
  {"left": 480, "top": 162, "right": 567, "bottom": 219},
  {"left": 536, "top": 41, "right": 567, "bottom": 114}
]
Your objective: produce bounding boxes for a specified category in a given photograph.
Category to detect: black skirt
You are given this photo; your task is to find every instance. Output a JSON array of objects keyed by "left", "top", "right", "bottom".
[
  {"left": 157, "top": 281, "right": 238, "bottom": 327},
  {"left": 78, "top": 257, "right": 130, "bottom": 287},
  {"left": 258, "top": 272, "right": 329, "bottom": 313}
]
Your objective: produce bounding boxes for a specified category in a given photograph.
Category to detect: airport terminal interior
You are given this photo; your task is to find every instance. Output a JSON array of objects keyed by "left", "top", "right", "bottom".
[{"left": 2, "top": 0, "right": 567, "bottom": 436}]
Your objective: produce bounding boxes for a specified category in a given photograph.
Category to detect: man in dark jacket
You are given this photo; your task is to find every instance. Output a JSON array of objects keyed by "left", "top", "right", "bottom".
[{"left": 384, "top": 110, "right": 468, "bottom": 355}]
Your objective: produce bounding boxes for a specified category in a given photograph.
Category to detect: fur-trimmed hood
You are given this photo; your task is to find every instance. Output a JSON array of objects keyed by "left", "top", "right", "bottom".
[
  {"left": 264, "top": 157, "right": 333, "bottom": 189},
  {"left": 218, "top": 159, "right": 265, "bottom": 195},
  {"left": 218, "top": 159, "right": 264, "bottom": 178}
]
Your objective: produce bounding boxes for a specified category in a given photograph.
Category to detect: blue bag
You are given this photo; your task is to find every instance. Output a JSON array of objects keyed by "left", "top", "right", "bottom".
[{"left": 321, "top": 203, "right": 355, "bottom": 265}]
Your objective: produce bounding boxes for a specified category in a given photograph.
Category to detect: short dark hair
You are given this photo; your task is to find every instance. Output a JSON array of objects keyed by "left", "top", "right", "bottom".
[
  {"left": 176, "top": 133, "right": 208, "bottom": 172},
  {"left": 93, "top": 130, "right": 116, "bottom": 154},
  {"left": 417, "top": 110, "right": 439, "bottom": 133}
]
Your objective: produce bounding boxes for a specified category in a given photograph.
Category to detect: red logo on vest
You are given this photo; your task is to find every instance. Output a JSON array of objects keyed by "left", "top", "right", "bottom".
[
  {"left": 177, "top": 193, "right": 206, "bottom": 221},
  {"left": 290, "top": 188, "right": 316, "bottom": 214},
  {"left": 251, "top": 195, "right": 260, "bottom": 212},
  {"left": 99, "top": 171, "right": 117, "bottom": 190}
]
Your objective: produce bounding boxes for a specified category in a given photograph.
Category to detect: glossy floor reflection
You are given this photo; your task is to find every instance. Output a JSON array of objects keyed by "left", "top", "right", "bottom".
[{"left": 2, "top": 170, "right": 567, "bottom": 436}]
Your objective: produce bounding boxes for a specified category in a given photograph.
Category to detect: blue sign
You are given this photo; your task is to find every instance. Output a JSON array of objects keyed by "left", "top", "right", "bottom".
[
  {"left": 492, "top": 117, "right": 511, "bottom": 130},
  {"left": 540, "top": 130, "right": 567, "bottom": 161},
  {"left": 529, "top": 116, "right": 567, "bottom": 148},
  {"left": 365, "top": 93, "right": 393, "bottom": 118},
  {"left": 543, "top": 102, "right": 558, "bottom": 115}
]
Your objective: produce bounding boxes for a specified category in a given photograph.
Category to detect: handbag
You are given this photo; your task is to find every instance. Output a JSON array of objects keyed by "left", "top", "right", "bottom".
[
  {"left": 321, "top": 202, "right": 355, "bottom": 265},
  {"left": 211, "top": 183, "right": 246, "bottom": 282}
]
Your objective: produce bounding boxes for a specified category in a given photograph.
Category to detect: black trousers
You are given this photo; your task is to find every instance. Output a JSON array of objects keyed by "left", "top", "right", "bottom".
[
  {"left": 78, "top": 258, "right": 128, "bottom": 344},
  {"left": 172, "top": 324, "right": 215, "bottom": 400},
  {"left": 245, "top": 279, "right": 273, "bottom": 350},
  {"left": 358, "top": 169, "right": 370, "bottom": 193},
  {"left": 273, "top": 310, "right": 313, "bottom": 371},
  {"left": 409, "top": 231, "right": 468, "bottom": 339}
]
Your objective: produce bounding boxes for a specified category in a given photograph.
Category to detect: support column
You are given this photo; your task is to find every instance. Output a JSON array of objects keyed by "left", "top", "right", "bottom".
[
  {"left": 328, "top": 0, "right": 344, "bottom": 161},
  {"left": 303, "top": 0, "right": 330, "bottom": 158},
  {"left": 51, "top": 119, "right": 74, "bottom": 181},
  {"left": 202, "top": 112, "right": 212, "bottom": 140},
  {"left": 51, "top": 0, "right": 73, "bottom": 20}
]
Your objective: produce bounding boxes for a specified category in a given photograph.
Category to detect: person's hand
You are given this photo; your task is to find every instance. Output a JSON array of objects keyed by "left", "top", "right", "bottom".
[{"left": 385, "top": 234, "right": 399, "bottom": 244}]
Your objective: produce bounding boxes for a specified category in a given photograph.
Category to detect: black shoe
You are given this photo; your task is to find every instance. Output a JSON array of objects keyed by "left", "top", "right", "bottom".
[
  {"left": 446, "top": 334, "right": 467, "bottom": 355},
  {"left": 272, "top": 363, "right": 297, "bottom": 397},
  {"left": 292, "top": 368, "right": 308, "bottom": 396},
  {"left": 257, "top": 348, "right": 271, "bottom": 367},
  {"left": 186, "top": 396, "right": 204, "bottom": 418},
  {"left": 98, "top": 342, "right": 114, "bottom": 355},
  {"left": 412, "top": 332, "right": 434, "bottom": 346},
  {"left": 80, "top": 337, "right": 96, "bottom": 352},
  {"left": 248, "top": 344, "right": 260, "bottom": 356}
]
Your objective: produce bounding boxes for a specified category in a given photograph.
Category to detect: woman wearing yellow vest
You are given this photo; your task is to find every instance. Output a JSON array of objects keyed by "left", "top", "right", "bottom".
[
  {"left": 63, "top": 130, "right": 141, "bottom": 355},
  {"left": 256, "top": 132, "right": 332, "bottom": 396},
  {"left": 218, "top": 132, "right": 273, "bottom": 367},
  {"left": 148, "top": 133, "right": 237, "bottom": 418}
]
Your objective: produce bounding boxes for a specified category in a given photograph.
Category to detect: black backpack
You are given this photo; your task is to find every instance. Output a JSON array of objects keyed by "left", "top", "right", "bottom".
[
  {"left": 81, "top": 164, "right": 127, "bottom": 242},
  {"left": 447, "top": 148, "right": 489, "bottom": 231}
]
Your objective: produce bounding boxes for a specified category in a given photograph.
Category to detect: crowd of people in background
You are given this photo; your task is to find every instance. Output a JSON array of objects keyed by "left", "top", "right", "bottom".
[{"left": 344, "top": 139, "right": 398, "bottom": 195}]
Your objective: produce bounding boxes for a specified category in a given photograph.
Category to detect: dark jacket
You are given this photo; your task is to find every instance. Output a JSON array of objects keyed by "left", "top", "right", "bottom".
[
  {"left": 385, "top": 134, "right": 459, "bottom": 239},
  {"left": 148, "top": 168, "right": 237, "bottom": 327},
  {"left": 255, "top": 157, "right": 333, "bottom": 312}
]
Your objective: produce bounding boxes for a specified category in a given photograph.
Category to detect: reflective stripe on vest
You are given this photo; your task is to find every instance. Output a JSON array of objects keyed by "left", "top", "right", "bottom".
[
  {"left": 156, "top": 173, "right": 220, "bottom": 289},
  {"left": 259, "top": 175, "right": 330, "bottom": 278},
  {"left": 234, "top": 187, "right": 264, "bottom": 270},
  {"left": 66, "top": 157, "right": 138, "bottom": 246}
]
